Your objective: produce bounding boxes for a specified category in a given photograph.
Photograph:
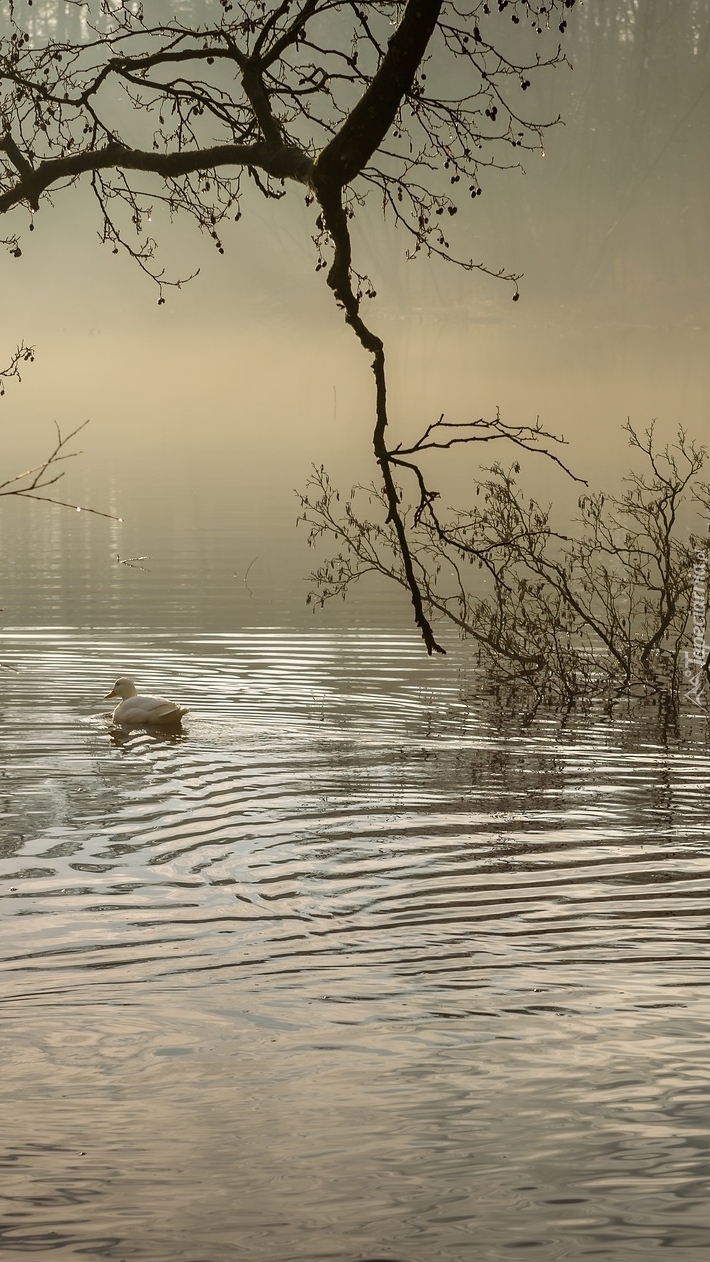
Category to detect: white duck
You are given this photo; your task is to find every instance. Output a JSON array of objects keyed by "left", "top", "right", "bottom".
[{"left": 104, "top": 677, "right": 188, "bottom": 728}]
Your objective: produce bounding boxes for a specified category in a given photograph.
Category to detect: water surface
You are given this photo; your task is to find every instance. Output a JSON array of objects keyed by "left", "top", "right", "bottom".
[{"left": 2, "top": 621, "right": 710, "bottom": 1261}]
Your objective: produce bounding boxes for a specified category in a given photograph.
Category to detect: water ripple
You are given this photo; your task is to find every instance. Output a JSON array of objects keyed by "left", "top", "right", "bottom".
[{"left": 2, "top": 628, "right": 710, "bottom": 991}]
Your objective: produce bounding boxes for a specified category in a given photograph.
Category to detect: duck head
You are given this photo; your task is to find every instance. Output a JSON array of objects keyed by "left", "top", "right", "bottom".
[{"left": 105, "top": 677, "right": 138, "bottom": 701}]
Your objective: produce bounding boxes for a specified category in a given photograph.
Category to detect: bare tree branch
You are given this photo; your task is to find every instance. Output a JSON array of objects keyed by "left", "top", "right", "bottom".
[
  {"left": 0, "top": 341, "right": 34, "bottom": 394},
  {"left": 0, "top": 417, "right": 121, "bottom": 519},
  {"left": 0, "top": 0, "right": 580, "bottom": 651}
]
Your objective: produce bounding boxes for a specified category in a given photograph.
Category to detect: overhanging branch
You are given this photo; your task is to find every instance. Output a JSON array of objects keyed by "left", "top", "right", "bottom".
[{"left": 0, "top": 136, "right": 312, "bottom": 214}]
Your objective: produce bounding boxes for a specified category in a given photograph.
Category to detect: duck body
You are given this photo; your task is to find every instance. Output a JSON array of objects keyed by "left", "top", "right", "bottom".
[{"left": 104, "top": 677, "right": 188, "bottom": 728}]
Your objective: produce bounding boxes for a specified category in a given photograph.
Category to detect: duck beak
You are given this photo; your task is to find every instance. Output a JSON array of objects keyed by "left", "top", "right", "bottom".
[{"left": 104, "top": 689, "right": 117, "bottom": 700}]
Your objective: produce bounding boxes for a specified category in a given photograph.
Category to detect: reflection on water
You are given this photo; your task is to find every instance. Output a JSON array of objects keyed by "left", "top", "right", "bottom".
[{"left": 1, "top": 626, "right": 710, "bottom": 1260}]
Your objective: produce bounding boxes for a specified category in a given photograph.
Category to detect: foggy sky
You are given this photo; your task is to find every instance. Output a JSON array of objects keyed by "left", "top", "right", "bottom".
[{"left": 1, "top": 0, "right": 708, "bottom": 604}]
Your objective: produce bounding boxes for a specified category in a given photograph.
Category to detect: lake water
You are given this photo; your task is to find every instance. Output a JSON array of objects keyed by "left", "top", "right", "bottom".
[{"left": 2, "top": 487, "right": 710, "bottom": 1260}]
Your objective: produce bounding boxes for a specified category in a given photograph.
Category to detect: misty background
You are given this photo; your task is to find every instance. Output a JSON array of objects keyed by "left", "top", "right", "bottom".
[{"left": 1, "top": 0, "right": 708, "bottom": 632}]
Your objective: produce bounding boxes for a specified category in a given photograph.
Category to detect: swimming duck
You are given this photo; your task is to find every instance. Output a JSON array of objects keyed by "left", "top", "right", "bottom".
[{"left": 104, "top": 677, "right": 188, "bottom": 727}]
